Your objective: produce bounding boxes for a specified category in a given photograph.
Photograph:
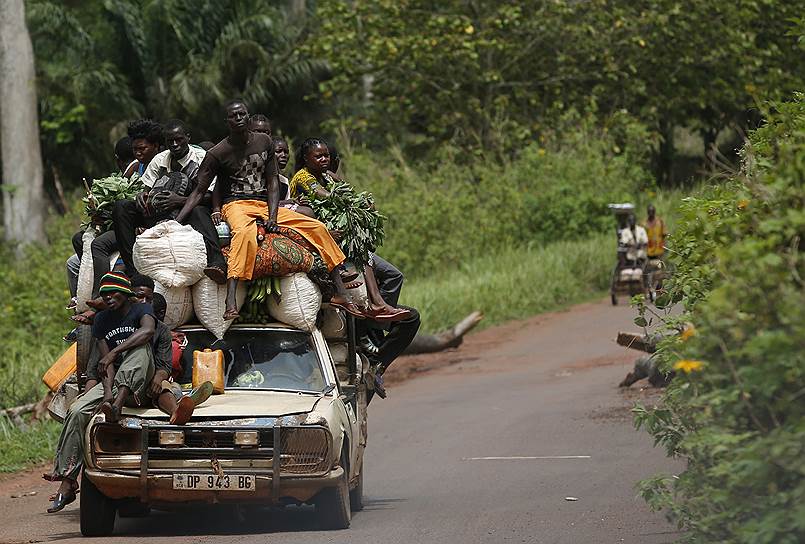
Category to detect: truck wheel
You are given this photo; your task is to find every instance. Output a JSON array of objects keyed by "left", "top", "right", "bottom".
[
  {"left": 349, "top": 465, "right": 364, "bottom": 512},
  {"left": 80, "top": 471, "right": 116, "bottom": 536},
  {"left": 315, "top": 453, "right": 351, "bottom": 529}
]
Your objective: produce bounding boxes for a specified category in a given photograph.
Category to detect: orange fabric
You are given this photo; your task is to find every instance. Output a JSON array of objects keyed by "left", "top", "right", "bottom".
[{"left": 222, "top": 199, "right": 345, "bottom": 280}]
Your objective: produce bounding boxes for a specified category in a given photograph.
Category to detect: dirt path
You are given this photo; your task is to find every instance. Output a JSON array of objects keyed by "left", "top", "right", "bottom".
[{"left": 0, "top": 299, "right": 679, "bottom": 543}]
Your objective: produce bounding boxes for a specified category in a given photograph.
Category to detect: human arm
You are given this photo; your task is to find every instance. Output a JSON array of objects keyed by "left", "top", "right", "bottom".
[
  {"left": 97, "top": 314, "right": 156, "bottom": 375},
  {"left": 97, "top": 340, "right": 114, "bottom": 402},
  {"left": 148, "top": 324, "right": 173, "bottom": 397},
  {"left": 264, "top": 143, "right": 280, "bottom": 230},
  {"left": 175, "top": 154, "right": 218, "bottom": 224}
]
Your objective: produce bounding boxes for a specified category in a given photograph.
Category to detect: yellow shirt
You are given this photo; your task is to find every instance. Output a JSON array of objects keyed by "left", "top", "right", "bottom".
[
  {"left": 288, "top": 168, "right": 319, "bottom": 199},
  {"left": 644, "top": 218, "right": 667, "bottom": 257}
]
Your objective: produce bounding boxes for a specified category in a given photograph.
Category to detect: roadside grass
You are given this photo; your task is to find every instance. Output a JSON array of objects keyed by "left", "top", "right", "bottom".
[
  {"left": 400, "top": 234, "right": 612, "bottom": 334},
  {"left": 0, "top": 416, "right": 61, "bottom": 473}
]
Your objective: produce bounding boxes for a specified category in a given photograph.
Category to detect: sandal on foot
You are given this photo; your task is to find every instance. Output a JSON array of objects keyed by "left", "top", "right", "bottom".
[
  {"left": 188, "top": 381, "right": 214, "bottom": 407},
  {"left": 169, "top": 396, "right": 195, "bottom": 425},
  {"left": 329, "top": 296, "right": 368, "bottom": 319},
  {"left": 365, "top": 307, "right": 412, "bottom": 322},
  {"left": 204, "top": 266, "right": 227, "bottom": 285},
  {"left": 70, "top": 309, "right": 96, "bottom": 325},
  {"left": 344, "top": 280, "right": 364, "bottom": 290},
  {"left": 47, "top": 490, "right": 76, "bottom": 513}
]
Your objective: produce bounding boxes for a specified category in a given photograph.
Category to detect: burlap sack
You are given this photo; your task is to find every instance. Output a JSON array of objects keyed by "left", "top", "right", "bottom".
[
  {"left": 191, "top": 277, "right": 247, "bottom": 339},
  {"left": 133, "top": 221, "right": 206, "bottom": 288},
  {"left": 154, "top": 282, "right": 194, "bottom": 329},
  {"left": 267, "top": 273, "right": 322, "bottom": 332}
]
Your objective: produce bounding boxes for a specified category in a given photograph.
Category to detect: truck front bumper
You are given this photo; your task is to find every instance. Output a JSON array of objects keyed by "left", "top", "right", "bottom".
[{"left": 84, "top": 466, "right": 343, "bottom": 505}]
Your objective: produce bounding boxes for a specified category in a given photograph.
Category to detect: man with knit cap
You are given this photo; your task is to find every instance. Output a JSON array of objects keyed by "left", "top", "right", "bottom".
[{"left": 46, "top": 272, "right": 156, "bottom": 513}]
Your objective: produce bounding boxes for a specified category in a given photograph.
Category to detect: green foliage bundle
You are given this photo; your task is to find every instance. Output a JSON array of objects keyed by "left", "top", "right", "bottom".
[
  {"left": 82, "top": 174, "right": 143, "bottom": 231},
  {"left": 634, "top": 96, "right": 805, "bottom": 542},
  {"left": 311, "top": 182, "right": 386, "bottom": 268}
]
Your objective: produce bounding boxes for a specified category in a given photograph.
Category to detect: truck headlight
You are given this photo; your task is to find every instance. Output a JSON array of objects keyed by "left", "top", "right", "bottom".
[
  {"left": 93, "top": 424, "right": 141, "bottom": 454},
  {"left": 158, "top": 430, "right": 185, "bottom": 446},
  {"left": 234, "top": 431, "right": 259, "bottom": 447}
]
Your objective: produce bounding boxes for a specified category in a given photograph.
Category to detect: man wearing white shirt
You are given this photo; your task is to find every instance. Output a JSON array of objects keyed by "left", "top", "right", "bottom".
[
  {"left": 113, "top": 120, "right": 227, "bottom": 284},
  {"left": 619, "top": 214, "right": 649, "bottom": 264}
]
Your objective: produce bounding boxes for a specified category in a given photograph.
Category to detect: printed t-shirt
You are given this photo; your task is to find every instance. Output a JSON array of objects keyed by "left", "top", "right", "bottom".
[
  {"left": 141, "top": 145, "right": 216, "bottom": 191},
  {"left": 92, "top": 303, "right": 155, "bottom": 354},
  {"left": 202, "top": 132, "right": 276, "bottom": 204},
  {"left": 645, "top": 218, "right": 667, "bottom": 257}
]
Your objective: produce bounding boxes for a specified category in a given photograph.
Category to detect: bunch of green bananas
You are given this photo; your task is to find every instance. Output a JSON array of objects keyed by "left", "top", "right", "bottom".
[{"left": 240, "top": 277, "right": 283, "bottom": 323}]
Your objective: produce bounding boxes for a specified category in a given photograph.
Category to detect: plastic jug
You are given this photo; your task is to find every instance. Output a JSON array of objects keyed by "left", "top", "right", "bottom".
[{"left": 192, "top": 348, "right": 225, "bottom": 394}]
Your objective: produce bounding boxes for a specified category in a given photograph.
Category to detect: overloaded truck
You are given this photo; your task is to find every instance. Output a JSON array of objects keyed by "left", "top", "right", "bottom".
[{"left": 46, "top": 219, "right": 371, "bottom": 536}]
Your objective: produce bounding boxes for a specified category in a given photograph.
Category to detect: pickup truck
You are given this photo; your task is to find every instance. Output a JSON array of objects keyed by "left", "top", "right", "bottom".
[{"left": 78, "top": 311, "right": 368, "bottom": 536}]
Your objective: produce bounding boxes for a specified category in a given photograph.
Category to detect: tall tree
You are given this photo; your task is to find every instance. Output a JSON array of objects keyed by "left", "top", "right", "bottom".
[{"left": 0, "top": 0, "right": 45, "bottom": 244}]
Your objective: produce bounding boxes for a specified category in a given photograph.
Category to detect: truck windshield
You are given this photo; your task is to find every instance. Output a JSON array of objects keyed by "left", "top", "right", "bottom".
[{"left": 178, "top": 328, "right": 327, "bottom": 393}]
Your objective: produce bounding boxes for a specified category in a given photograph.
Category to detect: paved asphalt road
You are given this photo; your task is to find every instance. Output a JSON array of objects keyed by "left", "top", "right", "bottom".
[{"left": 0, "top": 299, "right": 681, "bottom": 543}]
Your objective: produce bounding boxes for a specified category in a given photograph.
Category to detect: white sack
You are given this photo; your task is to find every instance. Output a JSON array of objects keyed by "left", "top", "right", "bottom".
[
  {"left": 267, "top": 273, "right": 321, "bottom": 332},
  {"left": 192, "top": 277, "right": 247, "bottom": 339},
  {"left": 75, "top": 229, "right": 97, "bottom": 312},
  {"left": 154, "top": 282, "right": 194, "bottom": 329},
  {"left": 133, "top": 220, "right": 206, "bottom": 288}
]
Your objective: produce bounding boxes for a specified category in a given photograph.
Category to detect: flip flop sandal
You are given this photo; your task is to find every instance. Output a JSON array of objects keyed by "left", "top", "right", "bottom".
[
  {"left": 329, "top": 298, "right": 367, "bottom": 319},
  {"left": 169, "top": 396, "right": 195, "bottom": 425}
]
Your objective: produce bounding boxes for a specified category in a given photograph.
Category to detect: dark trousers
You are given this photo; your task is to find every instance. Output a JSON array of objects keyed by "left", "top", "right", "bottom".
[
  {"left": 372, "top": 254, "right": 404, "bottom": 307},
  {"left": 361, "top": 255, "right": 420, "bottom": 371},
  {"left": 112, "top": 200, "right": 225, "bottom": 276},
  {"left": 373, "top": 305, "right": 420, "bottom": 369},
  {"left": 71, "top": 229, "right": 118, "bottom": 299}
]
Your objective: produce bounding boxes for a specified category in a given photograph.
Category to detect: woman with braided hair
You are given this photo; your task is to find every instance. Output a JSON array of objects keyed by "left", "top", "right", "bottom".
[{"left": 290, "top": 138, "right": 411, "bottom": 322}]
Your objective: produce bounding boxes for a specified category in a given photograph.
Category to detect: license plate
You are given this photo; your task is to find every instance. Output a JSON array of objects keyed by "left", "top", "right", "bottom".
[{"left": 172, "top": 473, "right": 255, "bottom": 491}]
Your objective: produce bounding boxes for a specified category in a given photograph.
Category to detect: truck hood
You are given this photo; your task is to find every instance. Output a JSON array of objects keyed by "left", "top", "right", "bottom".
[{"left": 122, "top": 390, "right": 326, "bottom": 419}]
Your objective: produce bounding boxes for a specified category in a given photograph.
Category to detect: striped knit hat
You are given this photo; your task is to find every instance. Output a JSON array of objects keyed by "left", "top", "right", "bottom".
[{"left": 99, "top": 271, "right": 134, "bottom": 296}]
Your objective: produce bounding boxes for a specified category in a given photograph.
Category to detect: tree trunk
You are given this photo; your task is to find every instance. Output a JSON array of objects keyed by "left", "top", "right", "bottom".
[
  {"left": 403, "top": 311, "right": 483, "bottom": 355},
  {"left": 0, "top": 0, "right": 46, "bottom": 245}
]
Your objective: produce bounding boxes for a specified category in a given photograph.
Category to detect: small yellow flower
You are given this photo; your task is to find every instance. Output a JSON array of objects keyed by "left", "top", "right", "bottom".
[
  {"left": 464, "top": 24, "right": 475, "bottom": 34},
  {"left": 674, "top": 359, "right": 704, "bottom": 374},
  {"left": 637, "top": 38, "right": 646, "bottom": 48},
  {"left": 680, "top": 325, "right": 696, "bottom": 342},
  {"left": 537, "top": 148, "right": 546, "bottom": 156},
  {"left": 737, "top": 199, "right": 749, "bottom": 210}
]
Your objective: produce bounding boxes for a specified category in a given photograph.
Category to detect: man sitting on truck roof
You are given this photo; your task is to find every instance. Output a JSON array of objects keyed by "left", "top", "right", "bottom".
[
  {"left": 175, "top": 99, "right": 370, "bottom": 321},
  {"left": 113, "top": 119, "right": 227, "bottom": 284},
  {"left": 45, "top": 272, "right": 159, "bottom": 513},
  {"left": 45, "top": 274, "right": 213, "bottom": 514}
]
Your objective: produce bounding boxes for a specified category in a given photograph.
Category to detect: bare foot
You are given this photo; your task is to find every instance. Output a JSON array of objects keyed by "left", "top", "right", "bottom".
[
  {"left": 70, "top": 309, "right": 96, "bottom": 325},
  {"left": 223, "top": 308, "right": 240, "bottom": 321}
]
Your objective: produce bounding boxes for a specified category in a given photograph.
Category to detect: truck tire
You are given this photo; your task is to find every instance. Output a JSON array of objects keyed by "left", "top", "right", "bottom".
[
  {"left": 349, "top": 465, "right": 364, "bottom": 512},
  {"left": 315, "top": 452, "right": 351, "bottom": 529},
  {"left": 80, "top": 471, "right": 116, "bottom": 536}
]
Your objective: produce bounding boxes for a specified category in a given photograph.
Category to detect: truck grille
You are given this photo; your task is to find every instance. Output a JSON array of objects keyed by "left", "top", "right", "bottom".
[{"left": 144, "top": 425, "right": 330, "bottom": 475}]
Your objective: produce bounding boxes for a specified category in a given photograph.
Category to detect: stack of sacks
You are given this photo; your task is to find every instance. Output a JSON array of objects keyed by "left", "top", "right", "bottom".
[{"left": 267, "top": 273, "right": 322, "bottom": 332}]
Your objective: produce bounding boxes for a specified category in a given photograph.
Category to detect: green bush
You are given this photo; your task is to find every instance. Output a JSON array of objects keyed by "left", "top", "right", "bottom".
[
  {"left": 634, "top": 95, "right": 805, "bottom": 542},
  {"left": 343, "top": 117, "right": 652, "bottom": 277}
]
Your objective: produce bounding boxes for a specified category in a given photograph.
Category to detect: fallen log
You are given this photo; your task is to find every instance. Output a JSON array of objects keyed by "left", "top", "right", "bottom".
[
  {"left": 617, "top": 331, "right": 657, "bottom": 353},
  {"left": 403, "top": 311, "right": 483, "bottom": 355}
]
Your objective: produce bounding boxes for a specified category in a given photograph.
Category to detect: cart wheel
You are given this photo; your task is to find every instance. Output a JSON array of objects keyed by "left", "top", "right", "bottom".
[{"left": 611, "top": 292, "right": 618, "bottom": 306}]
